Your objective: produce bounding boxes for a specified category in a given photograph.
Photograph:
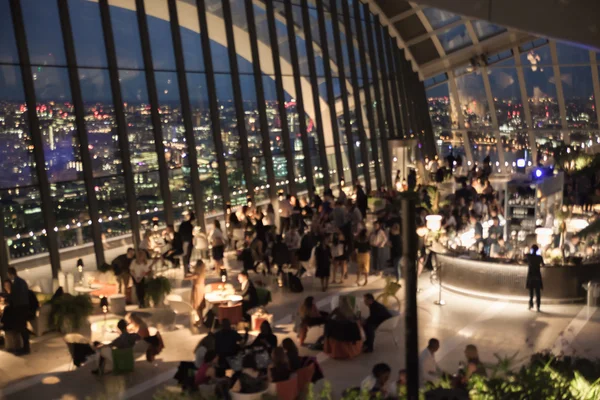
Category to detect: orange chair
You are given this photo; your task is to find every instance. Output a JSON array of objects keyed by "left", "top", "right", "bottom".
[
  {"left": 275, "top": 375, "right": 298, "bottom": 400},
  {"left": 296, "top": 364, "right": 315, "bottom": 397}
]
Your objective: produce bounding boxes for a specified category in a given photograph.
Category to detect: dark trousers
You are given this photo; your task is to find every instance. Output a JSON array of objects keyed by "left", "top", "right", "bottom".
[
  {"left": 15, "top": 306, "right": 30, "bottom": 352},
  {"left": 529, "top": 286, "right": 541, "bottom": 310},
  {"left": 280, "top": 217, "right": 290, "bottom": 235},
  {"left": 182, "top": 241, "right": 192, "bottom": 271},
  {"left": 134, "top": 278, "right": 146, "bottom": 308},
  {"left": 363, "top": 322, "right": 377, "bottom": 351},
  {"left": 163, "top": 249, "right": 183, "bottom": 267}
]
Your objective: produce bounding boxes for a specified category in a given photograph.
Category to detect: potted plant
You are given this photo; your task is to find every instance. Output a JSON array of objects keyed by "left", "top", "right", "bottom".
[
  {"left": 424, "top": 185, "right": 443, "bottom": 232},
  {"left": 145, "top": 276, "right": 172, "bottom": 308},
  {"left": 51, "top": 294, "right": 93, "bottom": 336}
]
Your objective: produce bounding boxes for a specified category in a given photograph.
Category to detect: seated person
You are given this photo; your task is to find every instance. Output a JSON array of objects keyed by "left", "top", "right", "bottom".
[
  {"left": 231, "top": 353, "right": 267, "bottom": 393},
  {"left": 362, "top": 294, "right": 392, "bottom": 353},
  {"left": 297, "top": 296, "right": 328, "bottom": 346},
  {"left": 461, "top": 344, "right": 487, "bottom": 383},
  {"left": 92, "top": 319, "right": 139, "bottom": 375},
  {"left": 194, "top": 350, "right": 219, "bottom": 387},
  {"left": 236, "top": 271, "right": 258, "bottom": 315},
  {"left": 214, "top": 319, "right": 248, "bottom": 367},
  {"left": 490, "top": 236, "right": 512, "bottom": 259},
  {"left": 268, "top": 347, "right": 291, "bottom": 383},
  {"left": 162, "top": 225, "right": 184, "bottom": 266},
  {"left": 126, "top": 312, "right": 150, "bottom": 338},
  {"left": 360, "top": 363, "right": 394, "bottom": 397},
  {"left": 251, "top": 321, "right": 277, "bottom": 351},
  {"left": 281, "top": 338, "right": 304, "bottom": 372},
  {"left": 194, "top": 332, "right": 216, "bottom": 368}
]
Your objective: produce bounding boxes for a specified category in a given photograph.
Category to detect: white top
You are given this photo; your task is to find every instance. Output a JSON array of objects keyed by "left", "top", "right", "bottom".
[
  {"left": 279, "top": 200, "right": 293, "bottom": 218},
  {"left": 369, "top": 229, "right": 388, "bottom": 248},
  {"left": 360, "top": 374, "right": 396, "bottom": 396},
  {"left": 130, "top": 259, "right": 152, "bottom": 282},
  {"left": 263, "top": 212, "right": 275, "bottom": 226},
  {"left": 419, "top": 348, "right": 441, "bottom": 387},
  {"left": 210, "top": 227, "right": 224, "bottom": 244}
]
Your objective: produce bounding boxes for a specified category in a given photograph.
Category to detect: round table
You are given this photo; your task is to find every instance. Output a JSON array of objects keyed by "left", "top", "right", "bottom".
[
  {"left": 204, "top": 293, "right": 244, "bottom": 325},
  {"left": 204, "top": 292, "right": 242, "bottom": 304},
  {"left": 74, "top": 285, "right": 101, "bottom": 295}
]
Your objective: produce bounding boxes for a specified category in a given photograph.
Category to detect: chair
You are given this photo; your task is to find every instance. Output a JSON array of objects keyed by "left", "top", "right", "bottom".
[
  {"left": 167, "top": 297, "right": 194, "bottom": 330},
  {"left": 274, "top": 375, "right": 298, "bottom": 400},
  {"left": 112, "top": 347, "right": 135, "bottom": 374},
  {"left": 376, "top": 310, "right": 401, "bottom": 347},
  {"left": 256, "top": 287, "right": 272, "bottom": 306},
  {"left": 64, "top": 333, "right": 95, "bottom": 370},
  {"left": 296, "top": 364, "right": 315, "bottom": 397},
  {"left": 229, "top": 388, "right": 269, "bottom": 400}
]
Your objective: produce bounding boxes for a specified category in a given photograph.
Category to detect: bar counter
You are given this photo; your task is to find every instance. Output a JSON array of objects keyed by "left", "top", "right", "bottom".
[{"left": 433, "top": 252, "right": 600, "bottom": 303}]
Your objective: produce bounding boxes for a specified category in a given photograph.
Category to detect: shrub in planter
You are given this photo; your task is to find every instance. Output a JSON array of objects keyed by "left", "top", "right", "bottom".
[
  {"left": 145, "top": 276, "right": 172, "bottom": 308},
  {"left": 51, "top": 294, "right": 93, "bottom": 333}
]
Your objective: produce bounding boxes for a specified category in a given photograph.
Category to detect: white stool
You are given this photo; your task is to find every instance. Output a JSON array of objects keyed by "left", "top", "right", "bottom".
[{"left": 109, "top": 294, "right": 127, "bottom": 315}]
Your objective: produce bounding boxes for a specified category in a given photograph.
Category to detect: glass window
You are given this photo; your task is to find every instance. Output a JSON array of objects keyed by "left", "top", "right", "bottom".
[
  {"left": 0, "top": 66, "right": 36, "bottom": 188},
  {"left": 2, "top": 186, "right": 49, "bottom": 261},
  {"left": 21, "top": 0, "right": 66, "bottom": 66},
  {"left": 135, "top": 170, "right": 165, "bottom": 229},
  {"left": 273, "top": 3, "right": 293, "bottom": 76},
  {"left": 324, "top": 11, "right": 338, "bottom": 77},
  {"left": 262, "top": 75, "right": 289, "bottom": 191},
  {"left": 50, "top": 181, "right": 92, "bottom": 253},
  {"left": 253, "top": 4, "right": 275, "bottom": 76},
  {"left": 109, "top": 0, "right": 144, "bottom": 69},
  {"left": 94, "top": 175, "right": 130, "bottom": 238},
  {"left": 230, "top": 0, "right": 254, "bottom": 74},
  {"left": 560, "top": 66, "right": 596, "bottom": 129},
  {"left": 426, "top": 82, "right": 456, "bottom": 158},
  {"left": 68, "top": 0, "right": 107, "bottom": 68},
  {"left": 32, "top": 67, "right": 84, "bottom": 183},
  {"left": 78, "top": 69, "right": 122, "bottom": 177},
  {"left": 187, "top": 72, "right": 221, "bottom": 214},
  {"left": 423, "top": 8, "right": 461, "bottom": 29},
  {"left": 205, "top": 0, "right": 231, "bottom": 73},
  {"left": 291, "top": 5, "right": 310, "bottom": 77},
  {"left": 0, "top": 0, "right": 20, "bottom": 63},
  {"left": 488, "top": 58, "right": 526, "bottom": 129},
  {"left": 471, "top": 20, "right": 506, "bottom": 41},
  {"left": 119, "top": 69, "right": 159, "bottom": 172},
  {"left": 144, "top": 0, "right": 176, "bottom": 71},
  {"left": 437, "top": 24, "right": 472, "bottom": 54},
  {"left": 555, "top": 42, "right": 591, "bottom": 64},
  {"left": 154, "top": 72, "right": 193, "bottom": 214},
  {"left": 177, "top": 1, "right": 204, "bottom": 72},
  {"left": 214, "top": 73, "right": 245, "bottom": 205},
  {"left": 520, "top": 46, "right": 560, "bottom": 129}
]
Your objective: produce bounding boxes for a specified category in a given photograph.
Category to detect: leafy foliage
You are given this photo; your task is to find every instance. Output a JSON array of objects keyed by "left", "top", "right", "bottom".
[
  {"left": 145, "top": 276, "right": 172, "bottom": 307},
  {"left": 51, "top": 294, "right": 93, "bottom": 332}
]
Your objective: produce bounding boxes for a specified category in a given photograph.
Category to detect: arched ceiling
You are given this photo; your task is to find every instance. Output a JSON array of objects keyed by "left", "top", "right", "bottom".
[{"left": 370, "top": 0, "right": 538, "bottom": 79}]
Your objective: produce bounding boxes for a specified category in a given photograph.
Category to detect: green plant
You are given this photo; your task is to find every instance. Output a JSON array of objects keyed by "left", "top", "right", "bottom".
[
  {"left": 51, "top": 294, "right": 93, "bottom": 332},
  {"left": 145, "top": 276, "right": 172, "bottom": 307}
]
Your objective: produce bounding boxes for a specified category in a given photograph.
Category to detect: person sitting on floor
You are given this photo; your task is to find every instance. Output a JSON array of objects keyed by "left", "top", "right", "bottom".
[
  {"left": 251, "top": 320, "right": 277, "bottom": 351},
  {"left": 214, "top": 319, "right": 248, "bottom": 368},
  {"left": 297, "top": 296, "right": 327, "bottom": 346},
  {"left": 360, "top": 363, "right": 394, "bottom": 397},
  {"left": 268, "top": 347, "right": 291, "bottom": 383},
  {"left": 281, "top": 338, "right": 304, "bottom": 372},
  {"left": 362, "top": 293, "right": 392, "bottom": 353},
  {"left": 194, "top": 350, "right": 219, "bottom": 387},
  {"left": 126, "top": 312, "right": 150, "bottom": 338},
  {"left": 230, "top": 353, "right": 267, "bottom": 393},
  {"left": 92, "top": 319, "right": 138, "bottom": 375},
  {"left": 194, "top": 332, "right": 216, "bottom": 368}
]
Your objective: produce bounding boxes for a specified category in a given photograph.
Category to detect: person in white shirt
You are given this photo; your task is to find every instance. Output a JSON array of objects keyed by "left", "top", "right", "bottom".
[
  {"left": 369, "top": 221, "right": 388, "bottom": 273},
  {"left": 419, "top": 338, "right": 442, "bottom": 387},
  {"left": 130, "top": 250, "right": 157, "bottom": 308},
  {"left": 360, "top": 363, "right": 394, "bottom": 397},
  {"left": 279, "top": 195, "right": 293, "bottom": 234}
]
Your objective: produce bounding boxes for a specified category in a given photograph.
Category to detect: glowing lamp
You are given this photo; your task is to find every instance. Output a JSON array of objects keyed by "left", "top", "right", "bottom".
[
  {"left": 426, "top": 215, "right": 442, "bottom": 232},
  {"left": 566, "top": 218, "right": 589, "bottom": 233},
  {"left": 534, "top": 169, "right": 542, "bottom": 178},
  {"left": 517, "top": 159, "right": 526, "bottom": 168},
  {"left": 220, "top": 269, "right": 227, "bottom": 282},
  {"left": 100, "top": 296, "right": 109, "bottom": 314},
  {"left": 416, "top": 226, "right": 429, "bottom": 238},
  {"left": 535, "top": 227, "right": 553, "bottom": 247}
]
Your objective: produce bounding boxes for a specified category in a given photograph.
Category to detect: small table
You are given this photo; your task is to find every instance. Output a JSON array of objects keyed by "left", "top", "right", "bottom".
[
  {"left": 204, "top": 292, "right": 242, "bottom": 304},
  {"left": 74, "top": 286, "right": 98, "bottom": 295},
  {"left": 217, "top": 302, "right": 243, "bottom": 325}
]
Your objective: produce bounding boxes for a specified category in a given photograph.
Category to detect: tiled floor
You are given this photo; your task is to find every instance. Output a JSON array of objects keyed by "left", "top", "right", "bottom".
[{"left": 1, "top": 255, "right": 598, "bottom": 399}]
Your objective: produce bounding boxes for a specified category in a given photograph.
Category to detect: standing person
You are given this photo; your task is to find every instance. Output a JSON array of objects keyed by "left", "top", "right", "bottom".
[
  {"left": 163, "top": 225, "right": 184, "bottom": 268},
  {"left": 298, "top": 228, "right": 316, "bottom": 276},
  {"left": 210, "top": 220, "right": 226, "bottom": 272},
  {"left": 263, "top": 204, "right": 276, "bottom": 232},
  {"left": 355, "top": 184, "right": 368, "bottom": 219},
  {"left": 179, "top": 212, "right": 195, "bottom": 273},
  {"left": 184, "top": 260, "right": 207, "bottom": 324},
  {"left": 130, "top": 250, "right": 156, "bottom": 308},
  {"left": 419, "top": 338, "right": 442, "bottom": 387},
  {"left": 285, "top": 227, "right": 302, "bottom": 268},
  {"left": 362, "top": 294, "right": 392, "bottom": 353},
  {"left": 337, "top": 185, "right": 347, "bottom": 204},
  {"left": 526, "top": 244, "right": 544, "bottom": 312},
  {"left": 279, "top": 194, "right": 293, "bottom": 234},
  {"left": 6, "top": 267, "right": 30, "bottom": 355},
  {"left": 272, "top": 235, "right": 291, "bottom": 275},
  {"left": 315, "top": 235, "right": 332, "bottom": 292},
  {"left": 331, "top": 232, "right": 349, "bottom": 283},
  {"left": 355, "top": 229, "right": 371, "bottom": 286},
  {"left": 369, "top": 221, "right": 388, "bottom": 274},
  {"left": 389, "top": 223, "right": 402, "bottom": 280},
  {"left": 111, "top": 248, "right": 135, "bottom": 295}
]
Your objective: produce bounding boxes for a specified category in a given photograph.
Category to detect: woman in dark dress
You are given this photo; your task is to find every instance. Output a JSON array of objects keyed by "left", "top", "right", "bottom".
[
  {"left": 251, "top": 321, "right": 278, "bottom": 351},
  {"left": 315, "top": 235, "right": 332, "bottom": 292},
  {"left": 268, "top": 347, "right": 291, "bottom": 383},
  {"left": 526, "top": 244, "right": 544, "bottom": 312}
]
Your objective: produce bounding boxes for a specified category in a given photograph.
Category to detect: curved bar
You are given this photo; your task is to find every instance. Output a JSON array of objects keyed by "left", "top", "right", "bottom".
[{"left": 434, "top": 253, "right": 600, "bottom": 304}]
